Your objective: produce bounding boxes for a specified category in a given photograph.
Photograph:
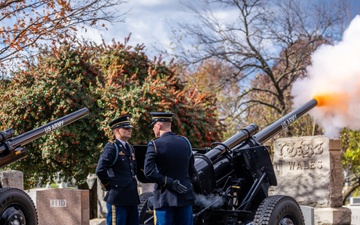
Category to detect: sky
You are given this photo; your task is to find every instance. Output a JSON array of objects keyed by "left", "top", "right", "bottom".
[
  {"left": 78, "top": 0, "right": 190, "bottom": 58},
  {"left": 78, "top": 0, "right": 360, "bottom": 60},
  {"left": 78, "top": 0, "right": 236, "bottom": 58}
]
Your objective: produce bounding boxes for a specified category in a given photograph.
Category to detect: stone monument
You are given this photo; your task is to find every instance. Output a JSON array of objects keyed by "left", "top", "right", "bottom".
[
  {"left": 345, "top": 197, "right": 360, "bottom": 225},
  {"left": 96, "top": 177, "right": 107, "bottom": 218},
  {"left": 0, "top": 170, "right": 23, "bottom": 189},
  {"left": 35, "top": 188, "right": 89, "bottom": 225},
  {"left": 271, "top": 136, "right": 351, "bottom": 224}
]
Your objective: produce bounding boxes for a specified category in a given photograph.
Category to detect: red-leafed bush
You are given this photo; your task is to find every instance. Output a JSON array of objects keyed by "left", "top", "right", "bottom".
[{"left": 0, "top": 40, "right": 223, "bottom": 188}]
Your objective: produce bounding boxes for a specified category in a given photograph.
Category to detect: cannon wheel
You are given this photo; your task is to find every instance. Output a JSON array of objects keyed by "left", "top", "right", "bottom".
[
  {"left": 139, "top": 192, "right": 154, "bottom": 225},
  {"left": 253, "top": 195, "right": 304, "bottom": 225},
  {"left": 0, "top": 188, "right": 38, "bottom": 225}
]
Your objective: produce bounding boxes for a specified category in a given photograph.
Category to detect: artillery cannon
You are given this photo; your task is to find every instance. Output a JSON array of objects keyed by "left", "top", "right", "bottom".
[
  {"left": 0, "top": 108, "right": 89, "bottom": 225},
  {"left": 136, "top": 99, "right": 318, "bottom": 225}
]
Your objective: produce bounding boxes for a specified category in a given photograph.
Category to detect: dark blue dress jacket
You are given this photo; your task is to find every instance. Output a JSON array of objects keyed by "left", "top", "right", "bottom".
[
  {"left": 96, "top": 139, "right": 140, "bottom": 206},
  {"left": 144, "top": 132, "right": 195, "bottom": 209}
]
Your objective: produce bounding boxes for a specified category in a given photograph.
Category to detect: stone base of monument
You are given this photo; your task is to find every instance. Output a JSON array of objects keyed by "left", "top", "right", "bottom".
[
  {"left": 34, "top": 188, "right": 89, "bottom": 225},
  {"left": 314, "top": 207, "right": 351, "bottom": 224}
]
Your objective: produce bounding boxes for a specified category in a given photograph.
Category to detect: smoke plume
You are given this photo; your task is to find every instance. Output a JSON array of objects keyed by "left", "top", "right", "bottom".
[
  {"left": 195, "top": 193, "right": 225, "bottom": 209},
  {"left": 291, "top": 15, "right": 360, "bottom": 138}
]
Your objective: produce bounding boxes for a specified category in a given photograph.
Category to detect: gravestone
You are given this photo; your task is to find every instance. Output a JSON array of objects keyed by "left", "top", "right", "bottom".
[
  {"left": 271, "top": 136, "right": 351, "bottom": 225},
  {"left": 97, "top": 178, "right": 107, "bottom": 218},
  {"left": 300, "top": 205, "right": 314, "bottom": 225},
  {"left": 345, "top": 197, "right": 360, "bottom": 225},
  {"left": 345, "top": 206, "right": 360, "bottom": 224},
  {"left": 35, "top": 188, "right": 89, "bottom": 225},
  {"left": 0, "top": 170, "right": 23, "bottom": 189}
]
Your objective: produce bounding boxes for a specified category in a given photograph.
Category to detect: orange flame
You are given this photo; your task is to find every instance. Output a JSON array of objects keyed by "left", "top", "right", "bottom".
[{"left": 313, "top": 93, "right": 349, "bottom": 108}]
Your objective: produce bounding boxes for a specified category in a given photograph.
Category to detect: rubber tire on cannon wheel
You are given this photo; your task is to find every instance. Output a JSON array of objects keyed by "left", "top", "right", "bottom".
[
  {"left": 0, "top": 188, "right": 38, "bottom": 225},
  {"left": 138, "top": 192, "right": 154, "bottom": 225},
  {"left": 253, "top": 195, "right": 304, "bottom": 225}
]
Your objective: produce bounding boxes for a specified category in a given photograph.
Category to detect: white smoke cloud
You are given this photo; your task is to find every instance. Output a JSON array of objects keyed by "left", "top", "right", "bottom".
[
  {"left": 291, "top": 15, "right": 360, "bottom": 138},
  {"left": 195, "top": 193, "right": 225, "bottom": 209}
]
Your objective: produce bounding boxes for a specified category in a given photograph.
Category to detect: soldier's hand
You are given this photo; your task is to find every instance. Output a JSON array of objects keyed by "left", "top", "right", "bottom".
[{"left": 170, "top": 180, "right": 187, "bottom": 194}]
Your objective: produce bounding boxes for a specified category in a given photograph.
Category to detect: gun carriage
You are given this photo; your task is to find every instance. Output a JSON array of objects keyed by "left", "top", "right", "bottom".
[
  {"left": 136, "top": 99, "right": 318, "bottom": 225},
  {"left": 0, "top": 108, "right": 89, "bottom": 225}
]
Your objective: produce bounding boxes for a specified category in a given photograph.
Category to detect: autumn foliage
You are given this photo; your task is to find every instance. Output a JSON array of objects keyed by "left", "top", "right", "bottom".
[
  {"left": 0, "top": 0, "right": 128, "bottom": 75},
  {"left": 0, "top": 40, "right": 223, "bottom": 188}
]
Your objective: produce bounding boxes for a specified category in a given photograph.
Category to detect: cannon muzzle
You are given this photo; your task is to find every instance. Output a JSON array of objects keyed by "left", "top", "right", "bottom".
[{"left": 0, "top": 108, "right": 89, "bottom": 167}]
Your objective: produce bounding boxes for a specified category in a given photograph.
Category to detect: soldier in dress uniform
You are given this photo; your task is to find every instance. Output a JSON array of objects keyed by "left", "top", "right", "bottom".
[
  {"left": 144, "top": 112, "right": 195, "bottom": 225},
  {"left": 96, "top": 115, "right": 140, "bottom": 225}
]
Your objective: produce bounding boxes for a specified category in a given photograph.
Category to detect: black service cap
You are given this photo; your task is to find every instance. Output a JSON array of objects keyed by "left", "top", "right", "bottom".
[
  {"left": 150, "top": 112, "right": 173, "bottom": 127},
  {"left": 109, "top": 115, "right": 133, "bottom": 129}
]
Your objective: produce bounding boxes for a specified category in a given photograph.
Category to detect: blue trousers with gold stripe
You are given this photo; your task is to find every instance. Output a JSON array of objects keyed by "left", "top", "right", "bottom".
[
  {"left": 154, "top": 205, "right": 193, "bottom": 225},
  {"left": 106, "top": 203, "right": 139, "bottom": 225}
]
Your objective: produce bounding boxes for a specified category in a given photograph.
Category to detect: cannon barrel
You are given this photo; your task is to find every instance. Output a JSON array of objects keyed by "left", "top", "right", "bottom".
[
  {"left": 204, "top": 124, "right": 259, "bottom": 161},
  {"left": 192, "top": 99, "right": 318, "bottom": 195},
  {"left": 193, "top": 124, "right": 259, "bottom": 194},
  {"left": 253, "top": 99, "right": 318, "bottom": 144},
  {"left": 0, "top": 108, "right": 89, "bottom": 166}
]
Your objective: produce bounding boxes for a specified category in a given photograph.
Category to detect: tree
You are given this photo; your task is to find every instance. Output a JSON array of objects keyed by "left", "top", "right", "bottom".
[
  {"left": 0, "top": 78, "right": 10, "bottom": 97},
  {"left": 1, "top": 42, "right": 104, "bottom": 188},
  {"left": 179, "top": 59, "right": 245, "bottom": 139},
  {"left": 170, "top": 0, "right": 348, "bottom": 131},
  {"left": 341, "top": 129, "right": 360, "bottom": 203},
  {"left": 0, "top": 0, "right": 128, "bottom": 76},
  {"left": 0, "top": 39, "right": 223, "bottom": 188}
]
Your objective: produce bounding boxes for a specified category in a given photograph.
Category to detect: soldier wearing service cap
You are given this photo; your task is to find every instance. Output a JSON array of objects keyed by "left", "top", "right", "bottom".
[
  {"left": 144, "top": 112, "right": 195, "bottom": 225},
  {"left": 96, "top": 115, "right": 140, "bottom": 225}
]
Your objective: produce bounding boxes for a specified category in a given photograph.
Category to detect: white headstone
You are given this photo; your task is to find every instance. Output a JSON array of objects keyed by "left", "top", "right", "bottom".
[{"left": 271, "top": 136, "right": 343, "bottom": 207}]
